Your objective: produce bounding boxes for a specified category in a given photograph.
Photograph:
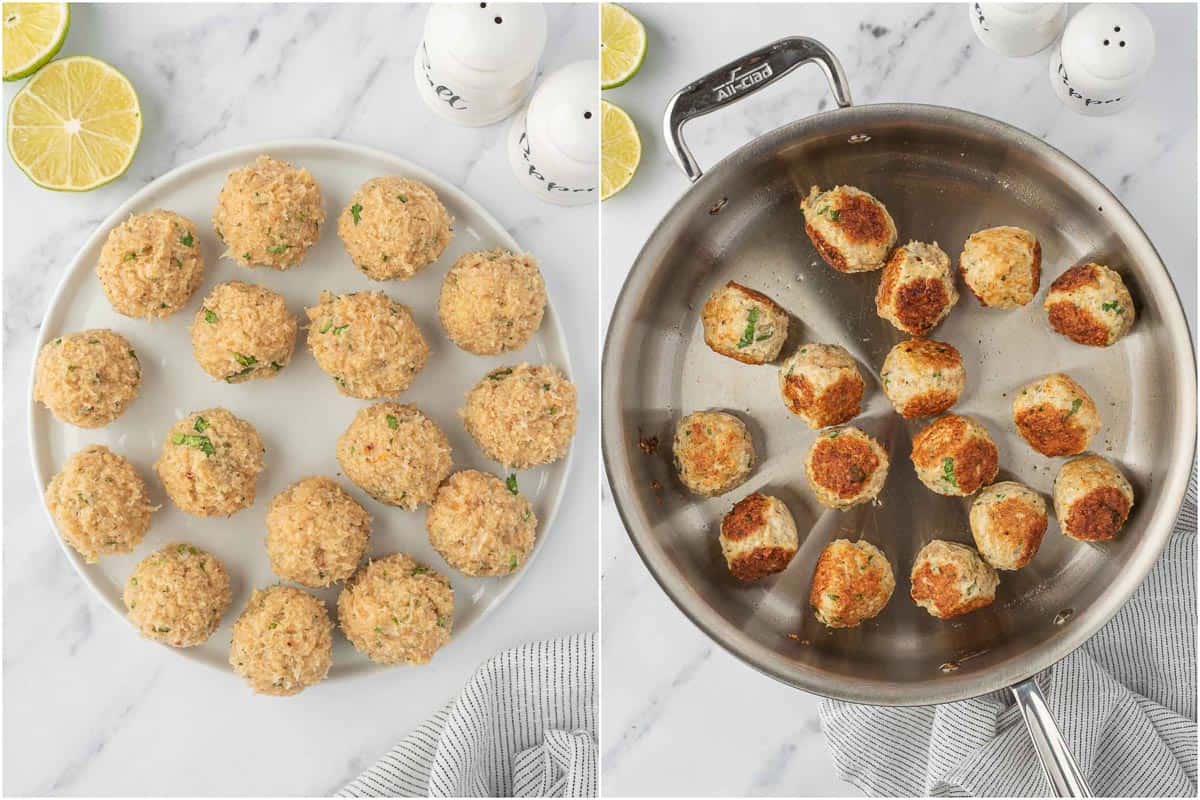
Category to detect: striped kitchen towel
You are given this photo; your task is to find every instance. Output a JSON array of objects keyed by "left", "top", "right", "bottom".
[
  {"left": 339, "top": 634, "right": 597, "bottom": 798},
  {"left": 820, "top": 473, "right": 1197, "bottom": 797}
]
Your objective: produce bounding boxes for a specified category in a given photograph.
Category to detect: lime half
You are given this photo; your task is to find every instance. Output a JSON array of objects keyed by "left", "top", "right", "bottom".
[
  {"left": 601, "top": 100, "right": 640, "bottom": 201},
  {"left": 3, "top": 2, "right": 69, "bottom": 81},
  {"left": 601, "top": 3, "right": 646, "bottom": 90},
  {"left": 7, "top": 55, "right": 142, "bottom": 191}
]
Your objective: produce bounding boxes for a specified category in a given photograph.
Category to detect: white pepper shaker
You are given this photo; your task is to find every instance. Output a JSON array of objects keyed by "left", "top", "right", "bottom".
[
  {"left": 969, "top": 3, "right": 1067, "bottom": 58},
  {"left": 1049, "top": 4, "right": 1155, "bottom": 117},
  {"left": 413, "top": 2, "right": 547, "bottom": 127},
  {"left": 506, "top": 60, "right": 598, "bottom": 206}
]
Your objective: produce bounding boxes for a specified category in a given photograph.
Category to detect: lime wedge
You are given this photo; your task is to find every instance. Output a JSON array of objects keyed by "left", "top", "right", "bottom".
[
  {"left": 3, "top": 2, "right": 69, "bottom": 81},
  {"left": 601, "top": 100, "right": 641, "bottom": 201},
  {"left": 601, "top": 3, "right": 646, "bottom": 90},
  {"left": 7, "top": 55, "right": 142, "bottom": 191}
]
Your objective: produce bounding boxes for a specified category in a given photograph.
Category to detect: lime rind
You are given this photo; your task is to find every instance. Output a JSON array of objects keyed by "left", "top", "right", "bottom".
[
  {"left": 7, "top": 55, "right": 143, "bottom": 192},
  {"left": 3, "top": 2, "right": 70, "bottom": 81},
  {"left": 601, "top": 3, "right": 646, "bottom": 90},
  {"left": 601, "top": 99, "right": 641, "bottom": 201}
]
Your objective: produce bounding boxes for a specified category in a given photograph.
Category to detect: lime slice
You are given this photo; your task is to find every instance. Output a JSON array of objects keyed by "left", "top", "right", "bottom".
[
  {"left": 601, "top": 100, "right": 640, "bottom": 201},
  {"left": 3, "top": 2, "right": 70, "bottom": 81},
  {"left": 7, "top": 55, "right": 142, "bottom": 191},
  {"left": 601, "top": 3, "right": 646, "bottom": 90}
]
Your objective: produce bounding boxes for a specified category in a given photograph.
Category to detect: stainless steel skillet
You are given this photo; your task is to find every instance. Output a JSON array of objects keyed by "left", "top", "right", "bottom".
[{"left": 601, "top": 37, "right": 1197, "bottom": 796}]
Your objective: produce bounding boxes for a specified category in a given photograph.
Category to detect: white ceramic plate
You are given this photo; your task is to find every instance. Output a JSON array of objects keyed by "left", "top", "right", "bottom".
[{"left": 28, "top": 139, "right": 574, "bottom": 679}]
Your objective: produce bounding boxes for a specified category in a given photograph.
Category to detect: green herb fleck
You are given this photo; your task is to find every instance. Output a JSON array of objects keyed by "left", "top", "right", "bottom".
[
  {"left": 267, "top": 244, "right": 290, "bottom": 255},
  {"left": 386, "top": 414, "right": 399, "bottom": 430},
  {"left": 203, "top": 308, "right": 218, "bottom": 324},
  {"left": 179, "top": 232, "right": 194, "bottom": 247},
  {"left": 1101, "top": 300, "right": 1124, "bottom": 314},
  {"left": 350, "top": 203, "right": 363, "bottom": 224},
  {"left": 736, "top": 307, "right": 761, "bottom": 349},
  {"left": 437, "top": 615, "right": 448, "bottom": 627},
  {"left": 1066, "top": 398, "right": 1083, "bottom": 418},
  {"left": 490, "top": 368, "right": 513, "bottom": 381},
  {"left": 411, "top": 565, "right": 429, "bottom": 576},
  {"left": 233, "top": 352, "right": 257, "bottom": 367},
  {"left": 123, "top": 251, "right": 137, "bottom": 261},
  {"left": 509, "top": 554, "right": 519, "bottom": 570},
  {"left": 396, "top": 194, "right": 408, "bottom": 203},
  {"left": 332, "top": 324, "right": 349, "bottom": 335},
  {"left": 270, "top": 361, "right": 283, "bottom": 371},
  {"left": 320, "top": 319, "right": 333, "bottom": 334},
  {"left": 506, "top": 474, "right": 519, "bottom": 495},
  {"left": 241, "top": 252, "right": 251, "bottom": 261},
  {"left": 172, "top": 433, "right": 215, "bottom": 456},
  {"left": 193, "top": 416, "right": 209, "bottom": 433},
  {"left": 942, "top": 457, "right": 958, "bottom": 488}
]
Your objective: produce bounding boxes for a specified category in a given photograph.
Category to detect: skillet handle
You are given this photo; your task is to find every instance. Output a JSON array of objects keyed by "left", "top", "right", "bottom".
[
  {"left": 1010, "top": 677, "right": 1093, "bottom": 797},
  {"left": 663, "top": 36, "right": 852, "bottom": 183}
]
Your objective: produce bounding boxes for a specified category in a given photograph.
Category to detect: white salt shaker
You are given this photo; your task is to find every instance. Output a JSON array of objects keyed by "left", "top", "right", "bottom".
[
  {"left": 413, "top": 3, "right": 547, "bottom": 127},
  {"left": 969, "top": 3, "right": 1067, "bottom": 58},
  {"left": 506, "top": 60, "right": 598, "bottom": 206},
  {"left": 1049, "top": 4, "right": 1155, "bottom": 117}
]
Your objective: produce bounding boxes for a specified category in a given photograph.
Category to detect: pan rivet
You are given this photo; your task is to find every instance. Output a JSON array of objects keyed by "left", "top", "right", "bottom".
[
  {"left": 939, "top": 660, "right": 960, "bottom": 673},
  {"left": 708, "top": 197, "right": 728, "bottom": 215},
  {"left": 1053, "top": 608, "right": 1074, "bottom": 625},
  {"left": 848, "top": 133, "right": 872, "bottom": 144}
]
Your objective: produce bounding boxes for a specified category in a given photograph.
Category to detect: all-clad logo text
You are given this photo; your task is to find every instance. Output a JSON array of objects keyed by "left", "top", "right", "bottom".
[{"left": 714, "top": 62, "right": 774, "bottom": 101}]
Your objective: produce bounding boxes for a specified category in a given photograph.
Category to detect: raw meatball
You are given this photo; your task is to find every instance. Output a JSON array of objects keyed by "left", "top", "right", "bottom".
[
  {"left": 910, "top": 414, "right": 999, "bottom": 497},
  {"left": 461, "top": 364, "right": 577, "bottom": 469},
  {"left": 701, "top": 281, "right": 789, "bottom": 365},
  {"left": 45, "top": 445, "right": 155, "bottom": 563},
  {"left": 804, "top": 427, "right": 890, "bottom": 509},
  {"left": 779, "top": 343, "right": 864, "bottom": 428},
  {"left": 438, "top": 249, "right": 546, "bottom": 355},
  {"left": 880, "top": 338, "right": 966, "bottom": 419},
  {"left": 876, "top": 240, "right": 959, "bottom": 336},
  {"left": 336, "top": 403, "right": 452, "bottom": 510},
  {"left": 338, "top": 177, "right": 453, "bottom": 280},
  {"left": 801, "top": 185, "right": 897, "bottom": 273},
  {"left": 338, "top": 554, "right": 454, "bottom": 665},
  {"left": 910, "top": 540, "right": 999, "bottom": 619},
  {"left": 672, "top": 410, "right": 755, "bottom": 497},
  {"left": 123, "top": 543, "right": 231, "bottom": 648},
  {"left": 96, "top": 209, "right": 204, "bottom": 318},
  {"left": 212, "top": 155, "right": 324, "bottom": 270},
  {"left": 191, "top": 281, "right": 298, "bottom": 383},
  {"left": 305, "top": 290, "right": 428, "bottom": 398},
  {"left": 1012, "top": 373, "right": 1101, "bottom": 457},
  {"left": 34, "top": 329, "right": 140, "bottom": 428},
  {"left": 959, "top": 226, "right": 1041, "bottom": 308},
  {"left": 156, "top": 408, "right": 265, "bottom": 517},
  {"left": 426, "top": 470, "right": 536, "bottom": 576},
  {"left": 265, "top": 476, "right": 372, "bottom": 587},
  {"left": 969, "top": 481, "right": 1048, "bottom": 570},
  {"left": 1053, "top": 455, "right": 1135, "bottom": 541},
  {"left": 718, "top": 493, "right": 799, "bottom": 581},
  {"left": 809, "top": 539, "right": 895, "bottom": 628},
  {"left": 229, "top": 585, "right": 333, "bottom": 696},
  {"left": 1044, "top": 262, "right": 1136, "bottom": 346}
]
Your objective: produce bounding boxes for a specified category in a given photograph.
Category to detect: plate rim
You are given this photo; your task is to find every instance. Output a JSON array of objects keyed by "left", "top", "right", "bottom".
[{"left": 26, "top": 136, "right": 576, "bottom": 679}]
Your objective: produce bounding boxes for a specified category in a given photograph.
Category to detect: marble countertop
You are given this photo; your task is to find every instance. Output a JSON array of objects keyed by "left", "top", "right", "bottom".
[
  {"left": 2, "top": 4, "right": 597, "bottom": 796},
  {"left": 600, "top": 3, "right": 1196, "bottom": 796}
]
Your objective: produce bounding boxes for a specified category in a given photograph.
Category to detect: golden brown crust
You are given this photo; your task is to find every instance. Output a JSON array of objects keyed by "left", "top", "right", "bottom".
[
  {"left": 1047, "top": 302, "right": 1110, "bottom": 346},
  {"left": 951, "top": 438, "right": 999, "bottom": 495},
  {"left": 899, "top": 338, "right": 962, "bottom": 371},
  {"left": 1050, "top": 263, "right": 1101, "bottom": 293},
  {"left": 1030, "top": 240, "right": 1043, "bottom": 296},
  {"left": 720, "top": 493, "right": 769, "bottom": 543},
  {"left": 910, "top": 415, "right": 968, "bottom": 469},
  {"left": 894, "top": 279, "right": 951, "bottom": 335},
  {"left": 809, "top": 437, "right": 880, "bottom": 499},
  {"left": 910, "top": 561, "right": 993, "bottom": 619},
  {"left": 804, "top": 223, "right": 851, "bottom": 272},
  {"left": 1064, "top": 487, "right": 1132, "bottom": 541},
  {"left": 730, "top": 546, "right": 795, "bottom": 581},
  {"left": 809, "top": 544, "right": 892, "bottom": 628},
  {"left": 987, "top": 497, "right": 1047, "bottom": 566},
  {"left": 784, "top": 374, "right": 863, "bottom": 428},
  {"left": 911, "top": 415, "right": 998, "bottom": 494},
  {"left": 725, "top": 281, "right": 786, "bottom": 316},
  {"left": 837, "top": 192, "right": 891, "bottom": 245},
  {"left": 901, "top": 390, "right": 959, "bottom": 420},
  {"left": 1014, "top": 404, "right": 1090, "bottom": 456}
]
